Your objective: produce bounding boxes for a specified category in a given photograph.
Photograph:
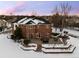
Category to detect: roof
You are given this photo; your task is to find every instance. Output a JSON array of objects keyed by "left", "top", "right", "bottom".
[{"left": 13, "top": 16, "right": 50, "bottom": 25}]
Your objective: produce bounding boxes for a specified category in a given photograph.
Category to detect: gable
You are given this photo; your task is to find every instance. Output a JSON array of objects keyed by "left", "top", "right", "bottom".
[
  {"left": 26, "top": 20, "right": 36, "bottom": 24},
  {"left": 15, "top": 16, "right": 50, "bottom": 25}
]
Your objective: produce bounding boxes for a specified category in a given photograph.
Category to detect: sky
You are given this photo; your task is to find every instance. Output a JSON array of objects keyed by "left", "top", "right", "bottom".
[{"left": 0, "top": 1, "right": 79, "bottom": 16}]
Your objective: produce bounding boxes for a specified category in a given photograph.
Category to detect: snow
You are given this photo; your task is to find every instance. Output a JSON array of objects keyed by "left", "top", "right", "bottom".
[
  {"left": 21, "top": 18, "right": 33, "bottom": 24},
  {"left": 52, "top": 27, "right": 61, "bottom": 33},
  {"left": 33, "top": 19, "right": 45, "bottom": 24},
  {"left": 0, "top": 29, "right": 79, "bottom": 57},
  {"left": 17, "top": 17, "right": 27, "bottom": 23},
  {"left": 42, "top": 43, "right": 71, "bottom": 48},
  {"left": 63, "top": 28, "right": 79, "bottom": 37},
  {"left": 19, "top": 43, "right": 37, "bottom": 51},
  {"left": 42, "top": 45, "right": 75, "bottom": 53},
  {"left": 52, "top": 27, "right": 79, "bottom": 37},
  {"left": 13, "top": 23, "right": 19, "bottom": 30},
  {"left": 17, "top": 18, "right": 45, "bottom": 25}
]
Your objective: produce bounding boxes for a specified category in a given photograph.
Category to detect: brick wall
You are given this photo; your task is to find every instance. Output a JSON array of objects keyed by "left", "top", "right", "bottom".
[{"left": 19, "top": 24, "right": 52, "bottom": 39}]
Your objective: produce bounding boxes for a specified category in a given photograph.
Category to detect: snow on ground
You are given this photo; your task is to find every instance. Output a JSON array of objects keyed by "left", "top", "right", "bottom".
[
  {"left": 52, "top": 27, "right": 79, "bottom": 37},
  {"left": 0, "top": 30, "right": 79, "bottom": 58},
  {"left": 17, "top": 17, "right": 27, "bottom": 23},
  {"left": 63, "top": 28, "right": 79, "bottom": 37}
]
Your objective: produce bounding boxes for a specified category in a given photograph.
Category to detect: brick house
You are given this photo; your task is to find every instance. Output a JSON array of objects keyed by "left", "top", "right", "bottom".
[{"left": 13, "top": 16, "right": 52, "bottom": 41}]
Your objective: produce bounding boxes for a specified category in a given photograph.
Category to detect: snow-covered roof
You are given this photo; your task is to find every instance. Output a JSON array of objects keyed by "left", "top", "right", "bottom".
[
  {"left": 32, "top": 19, "right": 45, "bottom": 24},
  {"left": 21, "top": 18, "right": 33, "bottom": 24},
  {"left": 16, "top": 16, "right": 50, "bottom": 25},
  {"left": 17, "top": 17, "right": 27, "bottom": 23}
]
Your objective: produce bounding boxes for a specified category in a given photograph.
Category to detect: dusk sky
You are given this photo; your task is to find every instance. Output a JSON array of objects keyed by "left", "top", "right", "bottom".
[{"left": 0, "top": 1, "right": 79, "bottom": 16}]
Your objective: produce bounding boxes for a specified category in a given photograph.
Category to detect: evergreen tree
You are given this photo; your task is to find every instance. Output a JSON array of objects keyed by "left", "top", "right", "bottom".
[{"left": 14, "top": 27, "right": 22, "bottom": 40}]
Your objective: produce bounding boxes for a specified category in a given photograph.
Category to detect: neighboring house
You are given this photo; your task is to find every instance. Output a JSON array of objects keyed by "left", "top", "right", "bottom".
[
  {"left": 0, "top": 19, "right": 7, "bottom": 27},
  {"left": 0, "top": 19, "right": 8, "bottom": 31},
  {"left": 0, "top": 19, "right": 11, "bottom": 28},
  {"left": 13, "top": 16, "right": 52, "bottom": 40}
]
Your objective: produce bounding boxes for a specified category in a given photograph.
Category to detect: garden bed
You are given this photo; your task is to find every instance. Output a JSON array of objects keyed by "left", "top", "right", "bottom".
[
  {"left": 19, "top": 43, "right": 37, "bottom": 51},
  {"left": 42, "top": 43, "right": 71, "bottom": 49},
  {"left": 42, "top": 45, "right": 76, "bottom": 53}
]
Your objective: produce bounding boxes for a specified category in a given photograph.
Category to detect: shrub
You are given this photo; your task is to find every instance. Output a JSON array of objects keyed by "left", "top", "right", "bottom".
[
  {"left": 51, "top": 33, "right": 59, "bottom": 36},
  {"left": 11, "top": 35, "right": 15, "bottom": 39},
  {"left": 23, "top": 39, "right": 30, "bottom": 45},
  {"left": 42, "top": 38, "right": 49, "bottom": 43},
  {"left": 0, "top": 27, "right": 3, "bottom": 31},
  {"left": 14, "top": 27, "right": 22, "bottom": 39},
  {"left": 11, "top": 34, "right": 17, "bottom": 41},
  {"left": 53, "top": 37, "right": 59, "bottom": 42},
  {"left": 13, "top": 27, "right": 23, "bottom": 41}
]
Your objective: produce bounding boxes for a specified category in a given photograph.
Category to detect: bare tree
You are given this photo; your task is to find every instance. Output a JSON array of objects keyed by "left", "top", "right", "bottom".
[
  {"left": 31, "top": 10, "right": 38, "bottom": 16},
  {"left": 54, "top": 5, "right": 59, "bottom": 14},
  {"left": 60, "top": 2, "right": 72, "bottom": 31},
  {"left": 60, "top": 3, "right": 71, "bottom": 16},
  {"left": 52, "top": 3, "right": 72, "bottom": 32},
  {"left": 52, "top": 6, "right": 62, "bottom": 32}
]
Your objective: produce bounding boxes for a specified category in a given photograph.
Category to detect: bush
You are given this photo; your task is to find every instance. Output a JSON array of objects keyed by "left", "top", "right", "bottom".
[
  {"left": 13, "top": 27, "right": 22, "bottom": 40},
  {"left": 11, "top": 35, "right": 15, "bottom": 39},
  {"left": 11, "top": 35, "right": 17, "bottom": 42},
  {"left": 42, "top": 38, "right": 49, "bottom": 43},
  {"left": 0, "top": 27, "right": 3, "bottom": 31},
  {"left": 53, "top": 37, "right": 59, "bottom": 42},
  {"left": 51, "top": 33, "right": 59, "bottom": 36},
  {"left": 23, "top": 39, "right": 30, "bottom": 45}
]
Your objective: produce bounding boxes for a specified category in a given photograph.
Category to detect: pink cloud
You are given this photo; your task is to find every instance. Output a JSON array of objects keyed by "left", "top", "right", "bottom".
[{"left": 0, "top": 1, "right": 26, "bottom": 15}]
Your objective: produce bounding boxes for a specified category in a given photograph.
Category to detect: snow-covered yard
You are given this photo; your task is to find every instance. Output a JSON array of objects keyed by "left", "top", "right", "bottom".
[
  {"left": 63, "top": 28, "right": 79, "bottom": 37},
  {"left": 0, "top": 29, "right": 79, "bottom": 58}
]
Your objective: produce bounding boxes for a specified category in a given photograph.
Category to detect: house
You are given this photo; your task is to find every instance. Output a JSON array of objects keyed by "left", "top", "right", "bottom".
[
  {"left": 0, "top": 19, "right": 12, "bottom": 31},
  {"left": 13, "top": 16, "right": 52, "bottom": 41},
  {"left": 0, "top": 19, "right": 7, "bottom": 27}
]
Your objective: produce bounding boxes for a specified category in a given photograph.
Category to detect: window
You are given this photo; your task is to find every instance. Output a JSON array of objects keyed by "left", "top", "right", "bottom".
[
  {"left": 30, "top": 33, "right": 33, "bottom": 39},
  {"left": 37, "top": 25, "right": 39, "bottom": 28},
  {"left": 36, "top": 33, "right": 40, "bottom": 38},
  {"left": 29, "top": 25, "right": 33, "bottom": 29},
  {"left": 46, "top": 25, "right": 49, "bottom": 29}
]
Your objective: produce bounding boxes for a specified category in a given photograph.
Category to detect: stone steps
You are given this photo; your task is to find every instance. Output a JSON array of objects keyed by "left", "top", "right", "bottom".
[
  {"left": 42, "top": 43, "right": 71, "bottom": 49},
  {"left": 19, "top": 43, "right": 76, "bottom": 53},
  {"left": 42, "top": 45, "right": 76, "bottom": 53},
  {"left": 19, "top": 44, "right": 37, "bottom": 51}
]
